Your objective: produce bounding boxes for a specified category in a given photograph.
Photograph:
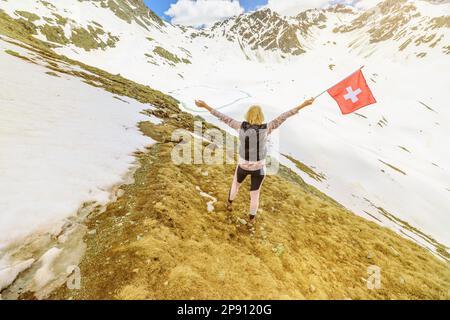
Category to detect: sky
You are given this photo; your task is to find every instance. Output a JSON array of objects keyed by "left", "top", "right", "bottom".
[
  {"left": 144, "top": 0, "right": 382, "bottom": 27},
  {"left": 144, "top": 0, "right": 267, "bottom": 26},
  {"left": 144, "top": 0, "right": 267, "bottom": 18}
]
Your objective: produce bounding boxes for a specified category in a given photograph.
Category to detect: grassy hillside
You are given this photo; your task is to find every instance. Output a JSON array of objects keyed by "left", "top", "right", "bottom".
[
  {"left": 45, "top": 116, "right": 448, "bottom": 300},
  {"left": 0, "top": 9, "right": 448, "bottom": 300}
]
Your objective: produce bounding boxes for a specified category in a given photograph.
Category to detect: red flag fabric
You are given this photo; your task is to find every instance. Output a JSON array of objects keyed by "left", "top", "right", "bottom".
[{"left": 327, "top": 69, "right": 376, "bottom": 114}]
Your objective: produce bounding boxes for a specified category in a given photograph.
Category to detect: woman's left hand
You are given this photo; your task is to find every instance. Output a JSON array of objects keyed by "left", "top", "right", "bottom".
[
  {"left": 302, "top": 97, "right": 315, "bottom": 107},
  {"left": 295, "top": 97, "right": 315, "bottom": 112}
]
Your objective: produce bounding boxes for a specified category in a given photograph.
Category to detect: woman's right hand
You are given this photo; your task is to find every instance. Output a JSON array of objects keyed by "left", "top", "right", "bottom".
[{"left": 195, "top": 100, "right": 209, "bottom": 109}]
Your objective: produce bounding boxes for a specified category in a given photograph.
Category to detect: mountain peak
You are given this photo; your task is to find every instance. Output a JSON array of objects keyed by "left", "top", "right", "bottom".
[{"left": 97, "top": 0, "right": 165, "bottom": 28}]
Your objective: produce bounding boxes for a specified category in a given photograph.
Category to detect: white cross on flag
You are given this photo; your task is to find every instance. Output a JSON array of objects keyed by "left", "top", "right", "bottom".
[{"left": 327, "top": 69, "right": 376, "bottom": 114}]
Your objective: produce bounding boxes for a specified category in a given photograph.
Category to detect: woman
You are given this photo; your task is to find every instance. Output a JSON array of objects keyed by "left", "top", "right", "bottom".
[{"left": 194, "top": 98, "right": 315, "bottom": 225}]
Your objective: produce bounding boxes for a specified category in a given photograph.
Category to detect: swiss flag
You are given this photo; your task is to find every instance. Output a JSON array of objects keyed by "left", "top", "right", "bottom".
[{"left": 327, "top": 69, "right": 376, "bottom": 114}]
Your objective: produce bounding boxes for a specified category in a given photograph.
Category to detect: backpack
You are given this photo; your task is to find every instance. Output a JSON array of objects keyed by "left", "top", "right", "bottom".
[{"left": 239, "top": 122, "right": 268, "bottom": 162}]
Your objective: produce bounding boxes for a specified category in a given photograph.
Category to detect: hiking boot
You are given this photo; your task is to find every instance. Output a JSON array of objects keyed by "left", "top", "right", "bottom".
[
  {"left": 226, "top": 201, "right": 233, "bottom": 212},
  {"left": 248, "top": 215, "right": 256, "bottom": 231}
]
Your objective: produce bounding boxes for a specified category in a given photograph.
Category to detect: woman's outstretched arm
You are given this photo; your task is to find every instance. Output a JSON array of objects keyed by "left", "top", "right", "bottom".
[
  {"left": 268, "top": 98, "right": 314, "bottom": 133},
  {"left": 195, "top": 100, "right": 242, "bottom": 130}
]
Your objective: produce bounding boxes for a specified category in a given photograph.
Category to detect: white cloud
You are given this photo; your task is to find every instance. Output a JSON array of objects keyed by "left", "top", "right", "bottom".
[{"left": 165, "top": 0, "right": 244, "bottom": 28}]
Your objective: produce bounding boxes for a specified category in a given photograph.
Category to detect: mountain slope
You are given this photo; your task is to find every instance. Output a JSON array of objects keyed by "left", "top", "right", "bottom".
[
  {"left": 0, "top": 0, "right": 449, "bottom": 299},
  {"left": 1, "top": 34, "right": 447, "bottom": 299},
  {"left": 0, "top": 0, "right": 193, "bottom": 88},
  {"left": 188, "top": 1, "right": 449, "bottom": 61},
  {"left": 1, "top": 0, "right": 449, "bottom": 253},
  {"left": 334, "top": 0, "right": 450, "bottom": 59}
]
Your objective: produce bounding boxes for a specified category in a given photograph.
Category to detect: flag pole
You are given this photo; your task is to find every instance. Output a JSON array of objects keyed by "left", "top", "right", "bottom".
[{"left": 313, "top": 65, "right": 365, "bottom": 99}]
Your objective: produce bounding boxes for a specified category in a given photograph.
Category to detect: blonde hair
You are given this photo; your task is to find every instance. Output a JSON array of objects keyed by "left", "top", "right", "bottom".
[{"left": 245, "top": 105, "right": 265, "bottom": 125}]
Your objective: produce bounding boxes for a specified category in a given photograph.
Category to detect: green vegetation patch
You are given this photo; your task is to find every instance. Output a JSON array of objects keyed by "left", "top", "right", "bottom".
[
  {"left": 4, "top": 49, "right": 34, "bottom": 63},
  {"left": 398, "top": 146, "right": 410, "bottom": 153},
  {"left": 51, "top": 13, "right": 68, "bottom": 26},
  {"left": 430, "top": 16, "right": 450, "bottom": 29},
  {"left": 43, "top": 17, "right": 54, "bottom": 24},
  {"left": 91, "top": 21, "right": 103, "bottom": 28},
  {"left": 14, "top": 17, "right": 39, "bottom": 36},
  {"left": 418, "top": 101, "right": 436, "bottom": 113},
  {"left": 283, "top": 154, "right": 326, "bottom": 182},
  {"left": 377, "top": 116, "right": 388, "bottom": 127},
  {"left": 45, "top": 71, "right": 60, "bottom": 77},
  {"left": 40, "top": 0, "right": 57, "bottom": 10},
  {"left": 151, "top": 47, "right": 190, "bottom": 65},
  {"left": 354, "top": 112, "right": 367, "bottom": 119},
  {"left": 378, "top": 159, "right": 406, "bottom": 175},
  {"left": 71, "top": 27, "right": 102, "bottom": 51},
  {"left": 416, "top": 52, "right": 427, "bottom": 58},
  {"left": 15, "top": 11, "right": 40, "bottom": 22},
  {"left": 70, "top": 26, "right": 118, "bottom": 51},
  {"left": 153, "top": 46, "right": 181, "bottom": 64},
  {"left": 444, "top": 45, "right": 450, "bottom": 55},
  {"left": 399, "top": 38, "right": 412, "bottom": 51},
  {"left": 40, "top": 24, "right": 69, "bottom": 45}
]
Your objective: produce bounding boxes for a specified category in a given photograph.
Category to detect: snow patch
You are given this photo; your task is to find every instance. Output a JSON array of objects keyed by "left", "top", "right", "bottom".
[
  {"left": 0, "top": 258, "right": 34, "bottom": 291},
  {"left": 0, "top": 40, "right": 155, "bottom": 248},
  {"left": 31, "top": 247, "right": 62, "bottom": 291}
]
